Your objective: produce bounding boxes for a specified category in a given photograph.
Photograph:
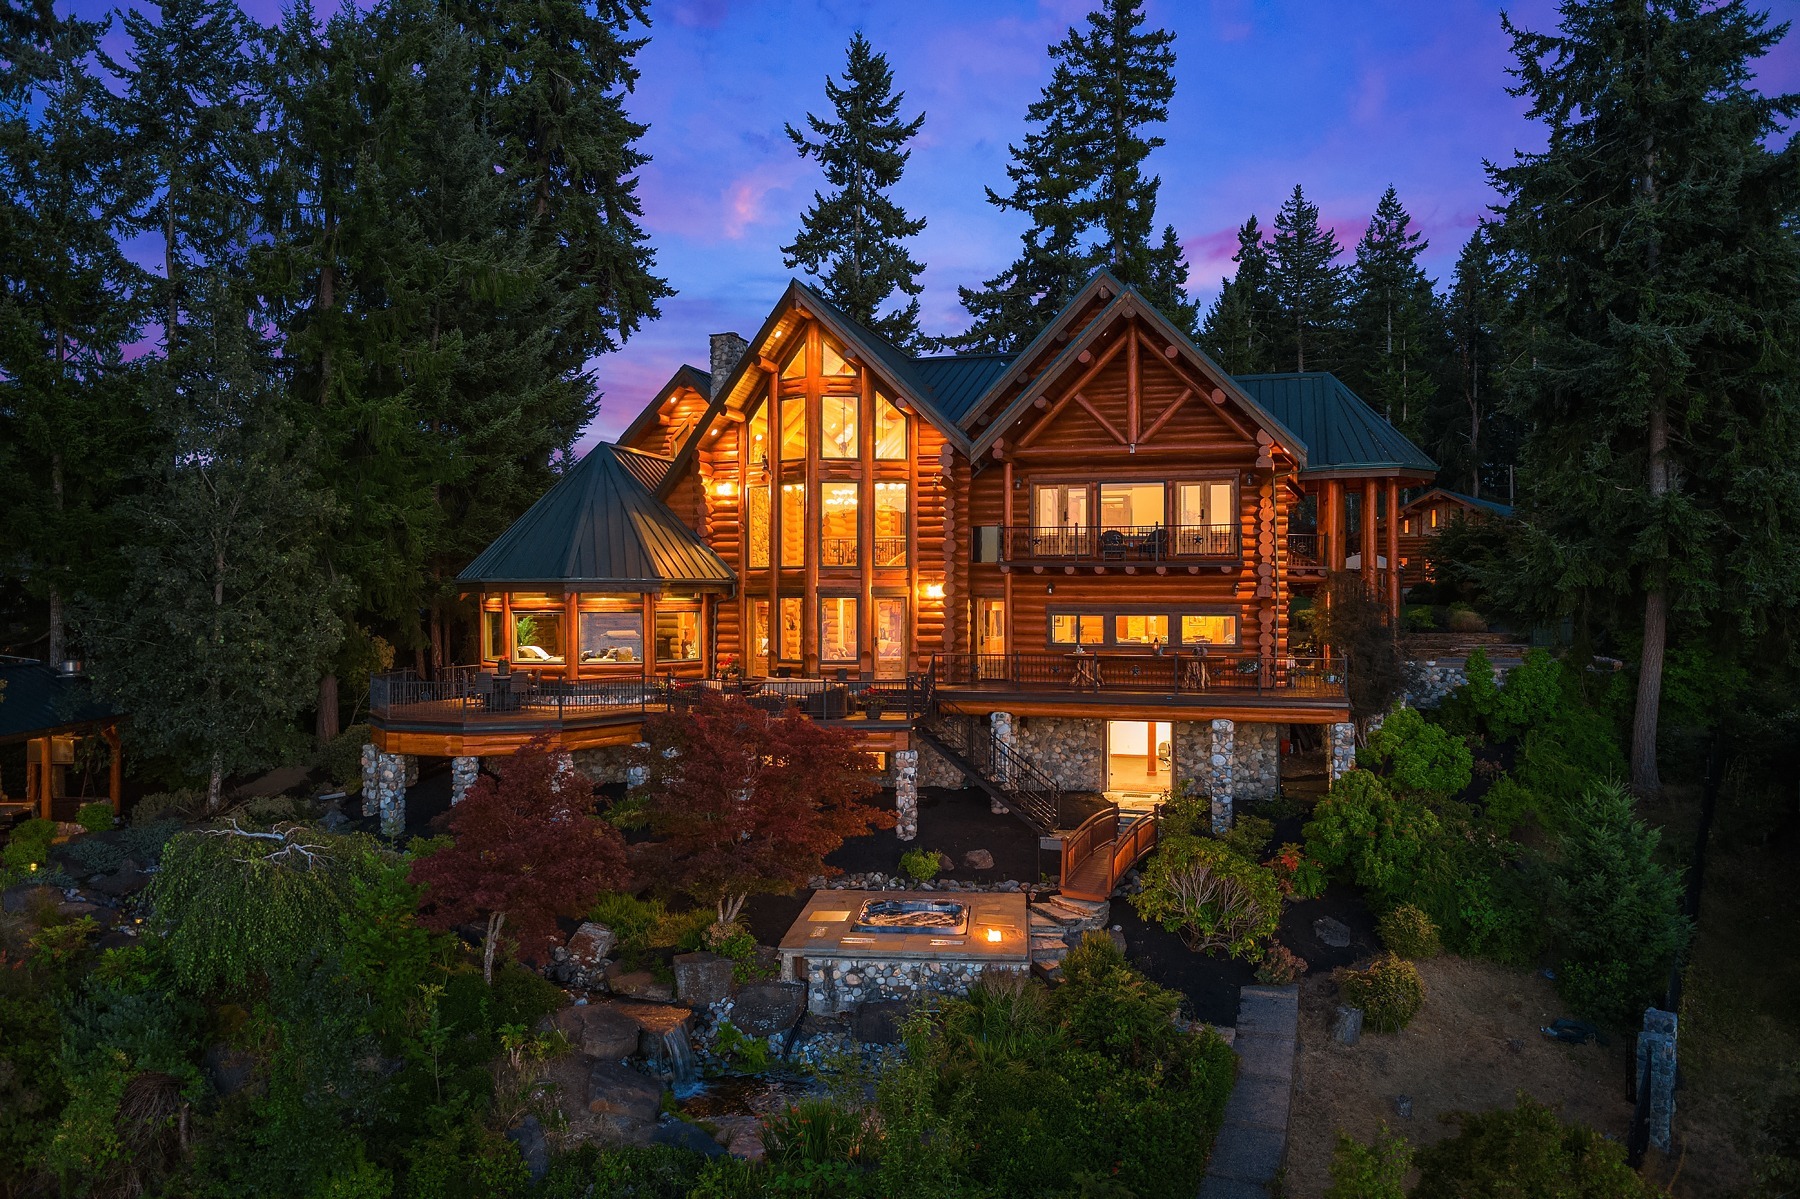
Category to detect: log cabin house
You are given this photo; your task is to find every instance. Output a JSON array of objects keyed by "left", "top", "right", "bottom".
[
  {"left": 1396, "top": 487, "right": 1514, "bottom": 585},
  {"left": 365, "top": 272, "right": 1439, "bottom": 889}
]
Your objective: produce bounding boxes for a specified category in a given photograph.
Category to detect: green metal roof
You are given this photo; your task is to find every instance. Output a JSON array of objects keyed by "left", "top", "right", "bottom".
[
  {"left": 0, "top": 662, "right": 121, "bottom": 743},
  {"left": 911, "top": 353, "right": 1017, "bottom": 423},
  {"left": 458, "top": 445, "right": 732, "bottom": 591},
  {"left": 1231, "top": 373, "right": 1437, "bottom": 477},
  {"left": 1408, "top": 487, "right": 1512, "bottom": 518}
]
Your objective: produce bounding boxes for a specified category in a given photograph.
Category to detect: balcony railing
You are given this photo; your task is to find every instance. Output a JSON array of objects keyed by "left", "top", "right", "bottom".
[
  {"left": 873, "top": 536, "right": 907, "bottom": 567},
  {"left": 928, "top": 652, "right": 1344, "bottom": 698},
  {"left": 1287, "top": 532, "right": 1320, "bottom": 567},
  {"left": 999, "top": 523, "right": 1239, "bottom": 564},
  {"left": 822, "top": 537, "right": 858, "bottom": 566}
]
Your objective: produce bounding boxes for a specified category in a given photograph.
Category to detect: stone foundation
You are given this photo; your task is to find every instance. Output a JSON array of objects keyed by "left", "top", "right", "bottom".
[
  {"left": 1328, "top": 723, "right": 1356, "bottom": 784},
  {"left": 914, "top": 740, "right": 971, "bottom": 789},
  {"left": 989, "top": 711, "right": 1016, "bottom": 812},
  {"left": 795, "top": 956, "right": 1027, "bottom": 1015},
  {"left": 572, "top": 744, "right": 638, "bottom": 786},
  {"left": 1014, "top": 717, "right": 1103, "bottom": 792},
  {"left": 893, "top": 750, "right": 918, "bottom": 841},
  {"left": 450, "top": 756, "right": 479, "bottom": 805},
  {"left": 362, "top": 745, "right": 407, "bottom": 836},
  {"left": 1209, "top": 718, "right": 1235, "bottom": 832},
  {"left": 1232, "top": 722, "right": 1280, "bottom": 801}
]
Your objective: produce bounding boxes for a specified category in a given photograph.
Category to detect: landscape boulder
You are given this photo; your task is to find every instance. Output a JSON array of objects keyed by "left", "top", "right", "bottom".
[
  {"left": 652, "top": 1120, "right": 728, "bottom": 1158},
  {"left": 731, "top": 980, "right": 805, "bottom": 1037},
  {"left": 1313, "top": 916, "right": 1353, "bottom": 949},
  {"left": 506, "top": 1115, "right": 550, "bottom": 1182},
  {"left": 962, "top": 849, "right": 995, "bottom": 871},
  {"left": 672, "top": 952, "right": 734, "bottom": 1007},
  {"left": 586, "top": 1060, "right": 665, "bottom": 1121},
  {"left": 604, "top": 966, "right": 675, "bottom": 1003},
  {"left": 567, "top": 922, "right": 618, "bottom": 968},
  {"left": 546, "top": 1003, "right": 642, "bottom": 1060}
]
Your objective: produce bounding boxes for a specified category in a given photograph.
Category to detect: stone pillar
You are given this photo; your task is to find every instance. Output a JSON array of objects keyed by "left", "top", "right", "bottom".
[
  {"left": 1209, "top": 718, "right": 1235, "bottom": 833},
  {"left": 1328, "top": 722, "right": 1357, "bottom": 785},
  {"left": 550, "top": 750, "right": 576, "bottom": 793},
  {"left": 988, "top": 711, "right": 1015, "bottom": 813},
  {"left": 450, "top": 756, "right": 479, "bottom": 805},
  {"left": 1637, "top": 1008, "right": 1678, "bottom": 1153},
  {"left": 893, "top": 749, "right": 919, "bottom": 842},
  {"left": 372, "top": 750, "right": 407, "bottom": 837},
  {"left": 360, "top": 743, "right": 379, "bottom": 818},
  {"left": 403, "top": 754, "right": 419, "bottom": 788}
]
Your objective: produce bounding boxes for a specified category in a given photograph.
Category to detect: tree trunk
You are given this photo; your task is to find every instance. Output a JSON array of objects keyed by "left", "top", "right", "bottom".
[
  {"left": 317, "top": 673, "right": 340, "bottom": 745},
  {"left": 483, "top": 910, "right": 507, "bottom": 984},
  {"left": 207, "top": 754, "right": 224, "bottom": 814},
  {"left": 46, "top": 583, "right": 64, "bottom": 669},
  {"left": 1633, "top": 396, "right": 1671, "bottom": 796}
]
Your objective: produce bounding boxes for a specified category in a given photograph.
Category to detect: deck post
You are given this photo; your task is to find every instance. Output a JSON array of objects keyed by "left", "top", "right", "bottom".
[
  {"left": 893, "top": 749, "right": 918, "bottom": 841},
  {"left": 371, "top": 751, "right": 408, "bottom": 836},
  {"left": 1327, "top": 722, "right": 1356, "bottom": 785},
  {"left": 360, "top": 743, "right": 378, "bottom": 817},
  {"left": 1361, "top": 479, "right": 1379, "bottom": 591},
  {"left": 1386, "top": 479, "right": 1401, "bottom": 623},
  {"left": 450, "top": 756, "right": 480, "bottom": 805},
  {"left": 1208, "top": 718, "right": 1235, "bottom": 833}
]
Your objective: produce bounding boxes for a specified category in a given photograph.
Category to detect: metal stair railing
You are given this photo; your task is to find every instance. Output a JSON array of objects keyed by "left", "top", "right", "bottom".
[{"left": 916, "top": 703, "right": 1060, "bottom": 837}]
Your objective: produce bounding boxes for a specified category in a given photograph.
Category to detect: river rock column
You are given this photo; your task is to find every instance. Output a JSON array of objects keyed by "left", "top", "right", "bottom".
[
  {"left": 450, "top": 756, "right": 479, "bottom": 805},
  {"left": 372, "top": 751, "right": 407, "bottom": 836},
  {"left": 1638, "top": 1008, "right": 1678, "bottom": 1153},
  {"left": 988, "top": 711, "right": 1016, "bottom": 814},
  {"left": 1327, "top": 722, "right": 1357, "bottom": 784},
  {"left": 360, "top": 743, "right": 379, "bottom": 817},
  {"left": 893, "top": 749, "right": 919, "bottom": 841},
  {"left": 1209, "top": 718, "right": 1236, "bottom": 833}
]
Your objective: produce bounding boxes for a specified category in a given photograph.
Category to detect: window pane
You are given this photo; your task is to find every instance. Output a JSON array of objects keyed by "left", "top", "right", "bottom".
[
  {"left": 748, "top": 486, "right": 771, "bottom": 568},
  {"left": 874, "top": 482, "right": 907, "bottom": 566},
  {"left": 1114, "top": 614, "right": 1169, "bottom": 646},
  {"left": 513, "top": 611, "right": 564, "bottom": 663},
  {"left": 820, "top": 336, "right": 857, "bottom": 376},
  {"left": 977, "top": 600, "right": 1004, "bottom": 655},
  {"left": 821, "top": 483, "right": 858, "bottom": 566},
  {"left": 654, "top": 606, "right": 700, "bottom": 661},
  {"left": 875, "top": 393, "right": 906, "bottom": 459},
  {"left": 749, "top": 398, "right": 770, "bottom": 466},
  {"left": 483, "top": 610, "right": 504, "bottom": 659},
  {"left": 780, "top": 597, "right": 803, "bottom": 659},
  {"left": 1180, "top": 615, "right": 1238, "bottom": 646},
  {"left": 821, "top": 393, "right": 857, "bottom": 458},
  {"left": 780, "top": 484, "right": 805, "bottom": 567},
  {"left": 874, "top": 598, "right": 905, "bottom": 678},
  {"left": 1099, "top": 482, "right": 1165, "bottom": 528},
  {"left": 579, "top": 609, "right": 643, "bottom": 664},
  {"left": 780, "top": 394, "right": 806, "bottom": 460},
  {"left": 819, "top": 596, "right": 858, "bottom": 661},
  {"left": 1049, "top": 614, "right": 1105, "bottom": 645},
  {"left": 751, "top": 600, "right": 771, "bottom": 675},
  {"left": 780, "top": 341, "right": 805, "bottom": 378}
]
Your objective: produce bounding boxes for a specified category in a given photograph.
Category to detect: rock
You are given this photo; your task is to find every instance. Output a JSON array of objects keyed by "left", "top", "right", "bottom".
[
  {"left": 567, "top": 922, "right": 618, "bottom": 968},
  {"left": 612, "top": 1001, "right": 693, "bottom": 1061},
  {"left": 506, "top": 1115, "right": 550, "bottom": 1182},
  {"left": 1, "top": 885, "right": 58, "bottom": 915},
  {"left": 708, "top": 1114, "right": 767, "bottom": 1160},
  {"left": 1333, "top": 1004, "right": 1363, "bottom": 1046},
  {"left": 854, "top": 1000, "right": 907, "bottom": 1046},
  {"left": 604, "top": 966, "right": 675, "bottom": 1003},
  {"left": 1314, "top": 916, "right": 1353, "bottom": 949},
  {"left": 203, "top": 1042, "right": 259, "bottom": 1097},
  {"left": 936, "top": 852, "right": 956, "bottom": 873},
  {"left": 962, "top": 849, "right": 995, "bottom": 871},
  {"left": 1107, "top": 928, "right": 1128, "bottom": 955},
  {"left": 547, "top": 1003, "right": 642, "bottom": 1060},
  {"left": 652, "top": 1119, "right": 728, "bottom": 1158},
  {"left": 672, "top": 952, "right": 734, "bottom": 1007},
  {"left": 318, "top": 806, "right": 350, "bottom": 833},
  {"left": 87, "top": 863, "right": 148, "bottom": 898},
  {"left": 586, "top": 1060, "right": 665, "bottom": 1120},
  {"left": 731, "top": 980, "right": 805, "bottom": 1037}
]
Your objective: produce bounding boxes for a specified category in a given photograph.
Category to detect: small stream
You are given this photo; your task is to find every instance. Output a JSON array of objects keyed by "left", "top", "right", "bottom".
[{"left": 676, "top": 1071, "right": 824, "bottom": 1118}]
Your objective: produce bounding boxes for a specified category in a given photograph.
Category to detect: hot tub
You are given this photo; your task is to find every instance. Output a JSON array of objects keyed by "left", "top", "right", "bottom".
[{"left": 853, "top": 898, "right": 969, "bottom": 935}]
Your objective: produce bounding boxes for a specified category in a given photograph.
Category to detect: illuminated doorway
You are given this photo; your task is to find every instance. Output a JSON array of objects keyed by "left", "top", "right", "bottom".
[{"left": 1106, "top": 720, "right": 1172, "bottom": 795}]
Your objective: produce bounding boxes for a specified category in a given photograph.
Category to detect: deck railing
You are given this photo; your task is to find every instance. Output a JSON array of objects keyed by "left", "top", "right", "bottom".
[
  {"left": 999, "top": 523, "right": 1240, "bottom": 563},
  {"left": 928, "top": 652, "right": 1344, "bottom": 697},
  {"left": 1286, "top": 532, "right": 1321, "bottom": 567}
]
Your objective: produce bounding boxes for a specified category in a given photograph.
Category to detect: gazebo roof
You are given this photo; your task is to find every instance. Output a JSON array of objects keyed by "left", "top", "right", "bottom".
[
  {"left": 1231, "top": 373, "right": 1438, "bottom": 478},
  {"left": 458, "top": 445, "right": 732, "bottom": 591},
  {"left": 0, "top": 661, "right": 121, "bottom": 744}
]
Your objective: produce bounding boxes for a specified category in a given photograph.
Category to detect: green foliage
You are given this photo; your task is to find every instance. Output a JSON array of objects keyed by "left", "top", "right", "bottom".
[
  {"left": 1477, "top": 775, "right": 1547, "bottom": 835},
  {"left": 131, "top": 789, "right": 201, "bottom": 826},
  {"left": 1377, "top": 904, "right": 1442, "bottom": 960},
  {"left": 316, "top": 723, "right": 373, "bottom": 792},
  {"left": 1548, "top": 782, "right": 1690, "bottom": 1027},
  {"left": 1402, "top": 606, "right": 1436, "bottom": 632},
  {"left": 1411, "top": 1096, "right": 1656, "bottom": 1197},
  {"left": 897, "top": 846, "right": 941, "bottom": 882},
  {"left": 538, "top": 1145, "right": 707, "bottom": 1199},
  {"left": 1360, "top": 707, "right": 1473, "bottom": 801},
  {"left": 1255, "top": 942, "right": 1304, "bottom": 986},
  {"left": 0, "top": 992, "right": 65, "bottom": 1193},
  {"left": 1132, "top": 836, "right": 1282, "bottom": 960},
  {"left": 1326, "top": 1126, "right": 1411, "bottom": 1199},
  {"left": 1266, "top": 842, "right": 1328, "bottom": 901},
  {"left": 1305, "top": 771, "right": 1445, "bottom": 905},
  {"left": 763, "top": 1097, "right": 873, "bottom": 1193},
  {"left": 2, "top": 817, "right": 58, "bottom": 873},
  {"left": 74, "top": 801, "right": 115, "bottom": 833},
  {"left": 1158, "top": 776, "right": 1210, "bottom": 839},
  {"left": 1219, "top": 814, "right": 1273, "bottom": 860},
  {"left": 338, "top": 860, "right": 453, "bottom": 1041},
  {"left": 1445, "top": 605, "right": 1487, "bottom": 633},
  {"left": 711, "top": 1020, "right": 773, "bottom": 1073},
  {"left": 588, "top": 890, "right": 665, "bottom": 947},
  {"left": 1338, "top": 955, "right": 1424, "bottom": 1033}
]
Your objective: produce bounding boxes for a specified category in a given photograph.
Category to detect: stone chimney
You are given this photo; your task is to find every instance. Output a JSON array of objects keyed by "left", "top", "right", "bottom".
[{"left": 709, "top": 333, "right": 749, "bottom": 398}]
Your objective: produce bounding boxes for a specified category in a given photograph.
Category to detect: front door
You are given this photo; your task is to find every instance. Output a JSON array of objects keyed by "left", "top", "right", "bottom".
[
  {"left": 1106, "top": 720, "right": 1172, "bottom": 795},
  {"left": 874, "top": 598, "right": 906, "bottom": 679}
]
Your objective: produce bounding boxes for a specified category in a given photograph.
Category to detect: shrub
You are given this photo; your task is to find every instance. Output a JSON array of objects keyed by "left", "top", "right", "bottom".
[
  {"left": 1446, "top": 604, "right": 1487, "bottom": 633},
  {"left": 1412, "top": 1096, "right": 1657, "bottom": 1197},
  {"left": 1337, "top": 955, "right": 1424, "bottom": 1033},
  {"left": 1255, "top": 942, "right": 1304, "bottom": 985},
  {"left": 315, "top": 724, "right": 372, "bottom": 792},
  {"left": 130, "top": 791, "right": 201, "bottom": 827},
  {"left": 711, "top": 1020, "right": 772, "bottom": 1073},
  {"left": 1402, "top": 605, "right": 1436, "bottom": 632},
  {"left": 1158, "top": 777, "right": 1210, "bottom": 839},
  {"left": 588, "top": 891, "right": 665, "bottom": 948},
  {"left": 1266, "top": 842, "right": 1328, "bottom": 900},
  {"left": 763, "top": 1098, "right": 870, "bottom": 1168},
  {"left": 897, "top": 846, "right": 940, "bottom": 882},
  {"left": 1360, "top": 707, "right": 1473, "bottom": 801},
  {"left": 1377, "top": 905, "right": 1441, "bottom": 959},
  {"left": 1325, "top": 1126, "right": 1411, "bottom": 1199},
  {"left": 1131, "top": 836, "right": 1282, "bottom": 961},
  {"left": 704, "top": 922, "right": 772, "bottom": 984},
  {"left": 1304, "top": 771, "right": 1446, "bottom": 905},
  {"left": 2, "top": 818, "right": 58, "bottom": 874},
  {"left": 74, "top": 802, "right": 115, "bottom": 834},
  {"left": 1219, "top": 814, "right": 1273, "bottom": 860},
  {"left": 1548, "top": 782, "right": 1689, "bottom": 1027},
  {"left": 1477, "top": 774, "right": 1547, "bottom": 835}
]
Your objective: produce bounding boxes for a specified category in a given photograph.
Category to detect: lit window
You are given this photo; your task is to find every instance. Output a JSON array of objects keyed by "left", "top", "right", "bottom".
[
  {"left": 1430, "top": 508, "right": 1440, "bottom": 529},
  {"left": 483, "top": 610, "right": 505, "bottom": 659},
  {"left": 780, "top": 484, "right": 805, "bottom": 567},
  {"left": 749, "top": 397, "right": 770, "bottom": 465},
  {"left": 781, "top": 393, "right": 806, "bottom": 460},
  {"left": 780, "top": 596, "right": 803, "bottom": 659},
  {"left": 1099, "top": 482, "right": 1165, "bottom": 529},
  {"left": 821, "top": 483, "right": 858, "bottom": 566},
  {"left": 1176, "top": 481, "right": 1236, "bottom": 553},
  {"left": 654, "top": 605, "right": 700, "bottom": 661},
  {"left": 1049, "top": 614, "right": 1106, "bottom": 645},
  {"left": 512, "top": 610, "right": 564, "bottom": 664},
  {"left": 780, "top": 342, "right": 805, "bottom": 379},
  {"left": 820, "top": 336, "right": 857, "bottom": 376},
  {"left": 751, "top": 599, "right": 772, "bottom": 674},
  {"left": 821, "top": 393, "right": 857, "bottom": 459},
  {"left": 819, "top": 596, "right": 858, "bottom": 661},
  {"left": 1114, "top": 614, "right": 1169, "bottom": 645},
  {"left": 1034, "top": 484, "right": 1088, "bottom": 530},
  {"left": 874, "top": 482, "right": 907, "bottom": 566},
  {"left": 874, "top": 597, "right": 905, "bottom": 678},
  {"left": 875, "top": 392, "right": 907, "bottom": 459},
  {"left": 748, "top": 485, "right": 771, "bottom": 569},
  {"left": 1180, "top": 615, "right": 1238, "bottom": 646},
  {"left": 578, "top": 602, "right": 643, "bottom": 664}
]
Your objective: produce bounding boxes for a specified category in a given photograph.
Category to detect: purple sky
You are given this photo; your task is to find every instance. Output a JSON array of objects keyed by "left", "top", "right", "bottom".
[{"left": 65, "top": 0, "right": 1800, "bottom": 446}]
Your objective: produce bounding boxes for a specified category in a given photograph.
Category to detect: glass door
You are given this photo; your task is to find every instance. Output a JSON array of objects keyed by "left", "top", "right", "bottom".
[
  {"left": 976, "top": 599, "right": 1006, "bottom": 679},
  {"left": 1032, "top": 484, "right": 1089, "bottom": 556},
  {"left": 750, "top": 599, "right": 771, "bottom": 677},
  {"left": 874, "top": 598, "right": 906, "bottom": 679}
]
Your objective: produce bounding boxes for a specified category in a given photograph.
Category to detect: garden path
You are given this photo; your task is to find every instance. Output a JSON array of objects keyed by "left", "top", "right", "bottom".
[{"left": 1198, "top": 984, "right": 1299, "bottom": 1199}]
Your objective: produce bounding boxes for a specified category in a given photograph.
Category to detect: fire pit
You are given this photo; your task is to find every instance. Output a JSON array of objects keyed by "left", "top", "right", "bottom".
[{"left": 853, "top": 898, "right": 968, "bottom": 935}]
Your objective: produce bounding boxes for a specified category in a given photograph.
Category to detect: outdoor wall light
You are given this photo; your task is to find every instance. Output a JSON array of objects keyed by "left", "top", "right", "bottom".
[
  {"left": 922, "top": 582, "right": 945, "bottom": 600},
  {"left": 710, "top": 480, "right": 737, "bottom": 499}
]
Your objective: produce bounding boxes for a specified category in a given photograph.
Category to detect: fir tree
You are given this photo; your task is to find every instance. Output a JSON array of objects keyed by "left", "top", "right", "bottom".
[
  {"left": 1268, "top": 184, "right": 1347, "bottom": 373},
  {"left": 1346, "top": 186, "right": 1442, "bottom": 435},
  {"left": 954, "top": 0, "right": 1189, "bottom": 349},
  {"left": 1199, "top": 215, "right": 1278, "bottom": 373},
  {"left": 1439, "top": 223, "right": 1517, "bottom": 498},
  {"left": 1491, "top": 0, "right": 1800, "bottom": 793},
  {"left": 783, "top": 32, "right": 928, "bottom": 349}
]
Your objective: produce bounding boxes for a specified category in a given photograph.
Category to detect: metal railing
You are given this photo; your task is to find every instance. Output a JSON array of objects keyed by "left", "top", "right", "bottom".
[
  {"left": 928, "top": 652, "right": 1345, "bottom": 697},
  {"left": 1287, "top": 532, "right": 1320, "bottom": 566},
  {"left": 999, "top": 523, "right": 1240, "bottom": 563},
  {"left": 873, "top": 536, "right": 907, "bottom": 567},
  {"left": 916, "top": 708, "right": 1060, "bottom": 836},
  {"left": 822, "top": 537, "right": 858, "bottom": 566}
]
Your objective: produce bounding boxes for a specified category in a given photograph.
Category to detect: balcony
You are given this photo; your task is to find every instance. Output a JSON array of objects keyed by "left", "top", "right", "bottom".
[
  {"left": 929, "top": 652, "right": 1344, "bottom": 699},
  {"left": 1287, "top": 532, "right": 1321, "bottom": 569},
  {"left": 999, "top": 523, "right": 1240, "bottom": 565}
]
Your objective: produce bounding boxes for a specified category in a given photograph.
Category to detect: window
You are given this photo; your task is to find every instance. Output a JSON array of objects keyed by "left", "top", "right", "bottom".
[
  {"left": 780, "top": 341, "right": 805, "bottom": 378},
  {"left": 748, "top": 485, "right": 771, "bottom": 569},
  {"left": 578, "top": 603, "right": 643, "bottom": 664},
  {"left": 483, "top": 609, "right": 505, "bottom": 659},
  {"left": 749, "top": 397, "right": 770, "bottom": 466},
  {"left": 819, "top": 596, "right": 858, "bottom": 661},
  {"left": 1099, "top": 482, "right": 1165, "bottom": 529},
  {"left": 1034, "top": 484, "right": 1088, "bottom": 530},
  {"left": 780, "top": 393, "right": 807, "bottom": 460},
  {"left": 780, "top": 484, "right": 805, "bottom": 567},
  {"left": 513, "top": 610, "right": 564, "bottom": 664},
  {"left": 874, "top": 482, "right": 907, "bottom": 566},
  {"left": 874, "top": 597, "right": 905, "bottom": 678},
  {"left": 1114, "top": 614, "right": 1169, "bottom": 646},
  {"left": 1429, "top": 508, "right": 1440, "bottom": 529},
  {"left": 654, "top": 605, "right": 701, "bottom": 661},
  {"left": 751, "top": 599, "right": 771, "bottom": 675},
  {"left": 1180, "top": 615, "right": 1238, "bottom": 647},
  {"left": 820, "top": 336, "right": 857, "bottom": 376},
  {"left": 821, "top": 393, "right": 857, "bottom": 459},
  {"left": 780, "top": 597, "right": 803, "bottom": 660},
  {"left": 875, "top": 392, "right": 907, "bottom": 459},
  {"left": 1402, "top": 517, "right": 1413, "bottom": 534},
  {"left": 1176, "top": 481, "right": 1236, "bottom": 554},
  {"left": 977, "top": 600, "right": 1005, "bottom": 655},
  {"left": 1049, "top": 614, "right": 1106, "bottom": 646},
  {"left": 821, "top": 483, "right": 858, "bottom": 566}
]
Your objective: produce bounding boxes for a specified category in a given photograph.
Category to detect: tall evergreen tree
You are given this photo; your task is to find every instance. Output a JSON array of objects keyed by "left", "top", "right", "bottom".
[
  {"left": 1268, "top": 184, "right": 1347, "bottom": 372},
  {"left": 783, "top": 32, "right": 928, "bottom": 349},
  {"left": 1199, "top": 215, "right": 1278, "bottom": 373},
  {"left": 1491, "top": 0, "right": 1800, "bottom": 793},
  {"left": 1438, "top": 222, "right": 1515, "bottom": 497},
  {"left": 953, "top": 0, "right": 1190, "bottom": 349},
  {"left": 1345, "top": 186, "right": 1442, "bottom": 436}
]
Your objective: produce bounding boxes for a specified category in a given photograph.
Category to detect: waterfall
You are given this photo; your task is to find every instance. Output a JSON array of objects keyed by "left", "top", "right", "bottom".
[{"left": 659, "top": 1026, "right": 697, "bottom": 1086}]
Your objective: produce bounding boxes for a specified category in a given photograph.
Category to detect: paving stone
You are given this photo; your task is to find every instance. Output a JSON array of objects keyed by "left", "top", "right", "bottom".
[
  {"left": 1219, "top": 1071, "right": 1291, "bottom": 1131},
  {"left": 1232, "top": 1033, "right": 1297, "bottom": 1082},
  {"left": 1233, "top": 987, "right": 1298, "bottom": 1035},
  {"left": 1205, "top": 1122, "right": 1288, "bottom": 1183}
]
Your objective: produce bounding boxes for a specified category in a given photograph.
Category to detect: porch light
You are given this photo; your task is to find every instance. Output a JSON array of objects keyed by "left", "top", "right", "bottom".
[
  {"left": 922, "top": 582, "right": 945, "bottom": 600},
  {"left": 985, "top": 928, "right": 1002, "bottom": 943},
  {"left": 711, "top": 479, "right": 737, "bottom": 498}
]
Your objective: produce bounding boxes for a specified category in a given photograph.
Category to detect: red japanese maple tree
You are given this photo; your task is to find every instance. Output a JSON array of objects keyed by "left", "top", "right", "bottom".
[
  {"left": 411, "top": 737, "right": 629, "bottom": 982},
  {"left": 632, "top": 691, "right": 891, "bottom": 931}
]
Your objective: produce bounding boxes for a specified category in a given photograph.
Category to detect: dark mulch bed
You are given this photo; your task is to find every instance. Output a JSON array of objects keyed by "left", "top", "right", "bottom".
[
  {"left": 1279, "top": 882, "right": 1380, "bottom": 973},
  {"left": 1113, "top": 904, "right": 1256, "bottom": 1027}
]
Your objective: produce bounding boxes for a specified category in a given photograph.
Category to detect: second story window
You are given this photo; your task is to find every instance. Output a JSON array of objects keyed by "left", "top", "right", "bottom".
[
  {"left": 749, "top": 397, "right": 769, "bottom": 467},
  {"left": 1176, "top": 481, "right": 1236, "bottom": 555},
  {"left": 780, "top": 483, "right": 805, "bottom": 567},
  {"left": 780, "top": 393, "right": 806, "bottom": 460},
  {"left": 748, "top": 485, "right": 771, "bottom": 569},
  {"left": 821, "top": 483, "right": 858, "bottom": 566},
  {"left": 874, "top": 482, "right": 907, "bottom": 566},
  {"left": 1034, "top": 484, "right": 1087, "bottom": 529},
  {"left": 1100, "top": 482, "right": 1164, "bottom": 530},
  {"left": 821, "top": 393, "right": 857, "bottom": 459},
  {"left": 875, "top": 392, "right": 906, "bottom": 459}
]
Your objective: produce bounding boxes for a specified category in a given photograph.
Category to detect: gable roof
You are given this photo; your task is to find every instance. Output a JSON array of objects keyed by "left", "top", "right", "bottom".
[
  {"left": 0, "top": 661, "right": 121, "bottom": 743},
  {"left": 1403, "top": 487, "right": 1512, "bottom": 518},
  {"left": 611, "top": 446, "right": 673, "bottom": 492},
  {"left": 911, "top": 353, "right": 1017, "bottom": 424},
  {"left": 618, "top": 364, "right": 712, "bottom": 453},
  {"left": 1231, "top": 373, "right": 1437, "bottom": 478},
  {"left": 459, "top": 444, "right": 732, "bottom": 591}
]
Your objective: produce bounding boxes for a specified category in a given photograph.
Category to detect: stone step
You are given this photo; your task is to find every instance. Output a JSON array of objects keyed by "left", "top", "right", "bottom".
[
  {"left": 1028, "top": 903, "right": 1081, "bottom": 928},
  {"left": 1043, "top": 896, "right": 1110, "bottom": 930}
]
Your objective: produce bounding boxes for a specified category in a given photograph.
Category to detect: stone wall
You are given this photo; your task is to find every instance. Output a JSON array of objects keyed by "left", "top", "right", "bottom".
[
  {"left": 572, "top": 744, "right": 638, "bottom": 786},
  {"left": 1015, "top": 717, "right": 1103, "bottom": 792},
  {"left": 1172, "top": 721, "right": 1209, "bottom": 797},
  {"left": 794, "top": 956, "right": 1028, "bottom": 1015},
  {"left": 1233, "top": 723, "right": 1280, "bottom": 801},
  {"left": 1402, "top": 656, "right": 1512, "bottom": 709},
  {"left": 911, "top": 740, "right": 970, "bottom": 789}
]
